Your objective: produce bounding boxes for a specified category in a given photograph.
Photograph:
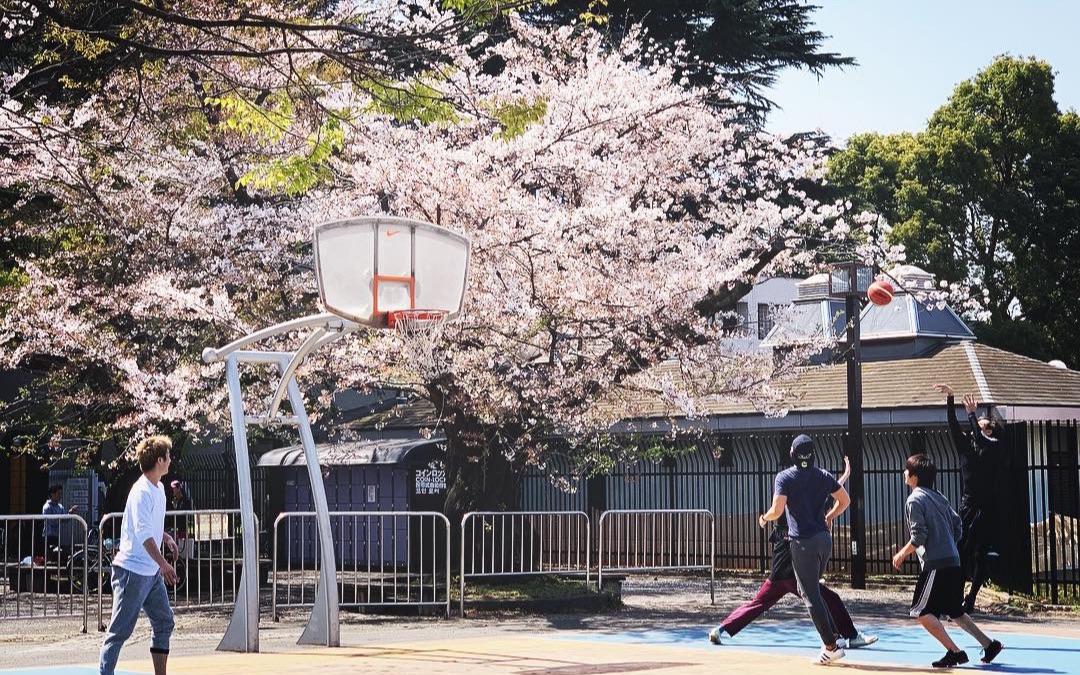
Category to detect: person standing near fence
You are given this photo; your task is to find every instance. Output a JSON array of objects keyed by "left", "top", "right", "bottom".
[
  {"left": 758, "top": 434, "right": 851, "bottom": 665},
  {"left": 710, "top": 458, "right": 877, "bottom": 650},
  {"left": 892, "top": 453, "right": 1003, "bottom": 668},
  {"left": 41, "top": 484, "right": 79, "bottom": 560},
  {"left": 168, "top": 480, "right": 191, "bottom": 512},
  {"left": 168, "top": 479, "right": 194, "bottom": 540},
  {"left": 933, "top": 384, "right": 1000, "bottom": 613},
  {"left": 100, "top": 435, "right": 179, "bottom": 675}
]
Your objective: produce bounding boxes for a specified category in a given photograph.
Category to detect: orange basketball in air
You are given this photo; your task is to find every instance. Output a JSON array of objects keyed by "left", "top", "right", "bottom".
[{"left": 867, "top": 280, "right": 894, "bottom": 306}]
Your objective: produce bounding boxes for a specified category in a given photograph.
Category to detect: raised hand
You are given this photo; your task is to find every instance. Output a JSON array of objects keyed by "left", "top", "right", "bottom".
[
  {"left": 963, "top": 393, "right": 978, "bottom": 414},
  {"left": 838, "top": 456, "right": 851, "bottom": 485},
  {"left": 933, "top": 384, "right": 954, "bottom": 396}
]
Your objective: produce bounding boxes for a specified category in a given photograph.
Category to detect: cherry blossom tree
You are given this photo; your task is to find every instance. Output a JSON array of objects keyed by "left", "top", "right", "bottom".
[{"left": 1, "top": 2, "right": 872, "bottom": 512}]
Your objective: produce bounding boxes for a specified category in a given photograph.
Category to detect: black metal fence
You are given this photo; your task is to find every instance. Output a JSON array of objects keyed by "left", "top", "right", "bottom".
[
  {"left": 173, "top": 421, "right": 1080, "bottom": 603},
  {"left": 521, "top": 421, "right": 1080, "bottom": 603},
  {"left": 173, "top": 442, "right": 268, "bottom": 520},
  {"left": 1014, "top": 421, "right": 1080, "bottom": 604}
]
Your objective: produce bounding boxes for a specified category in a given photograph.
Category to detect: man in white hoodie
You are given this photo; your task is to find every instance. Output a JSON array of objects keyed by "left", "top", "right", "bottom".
[
  {"left": 99, "top": 436, "right": 179, "bottom": 675},
  {"left": 893, "top": 453, "right": 1003, "bottom": 669}
]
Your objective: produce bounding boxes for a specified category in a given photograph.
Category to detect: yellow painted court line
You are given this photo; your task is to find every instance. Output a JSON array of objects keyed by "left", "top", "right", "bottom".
[{"left": 107, "top": 635, "right": 941, "bottom": 675}]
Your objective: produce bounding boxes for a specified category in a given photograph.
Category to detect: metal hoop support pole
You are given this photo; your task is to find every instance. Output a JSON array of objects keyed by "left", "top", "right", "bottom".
[
  {"left": 216, "top": 355, "right": 261, "bottom": 653},
  {"left": 284, "top": 355, "right": 340, "bottom": 647},
  {"left": 205, "top": 313, "right": 358, "bottom": 652}
]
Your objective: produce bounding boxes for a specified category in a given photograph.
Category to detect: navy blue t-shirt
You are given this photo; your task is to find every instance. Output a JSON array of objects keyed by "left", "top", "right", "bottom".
[{"left": 774, "top": 466, "right": 841, "bottom": 539}]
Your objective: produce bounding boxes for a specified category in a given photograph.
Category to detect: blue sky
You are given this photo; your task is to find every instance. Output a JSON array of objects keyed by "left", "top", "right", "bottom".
[{"left": 766, "top": 1, "right": 1080, "bottom": 143}]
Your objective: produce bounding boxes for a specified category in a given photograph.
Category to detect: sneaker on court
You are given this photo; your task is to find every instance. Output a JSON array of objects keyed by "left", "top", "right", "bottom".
[
  {"left": 708, "top": 626, "right": 724, "bottom": 645},
  {"left": 932, "top": 650, "right": 969, "bottom": 668},
  {"left": 981, "top": 640, "right": 1003, "bottom": 663},
  {"left": 813, "top": 646, "right": 845, "bottom": 665},
  {"left": 847, "top": 632, "right": 879, "bottom": 648},
  {"left": 834, "top": 638, "right": 848, "bottom": 650}
]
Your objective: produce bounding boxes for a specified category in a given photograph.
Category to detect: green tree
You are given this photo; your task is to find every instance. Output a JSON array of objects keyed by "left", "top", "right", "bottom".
[
  {"left": 829, "top": 55, "right": 1080, "bottom": 366},
  {"left": 525, "top": 0, "right": 854, "bottom": 111}
]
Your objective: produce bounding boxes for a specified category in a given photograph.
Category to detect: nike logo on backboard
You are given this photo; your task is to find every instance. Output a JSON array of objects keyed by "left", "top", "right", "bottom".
[{"left": 385, "top": 229, "right": 401, "bottom": 237}]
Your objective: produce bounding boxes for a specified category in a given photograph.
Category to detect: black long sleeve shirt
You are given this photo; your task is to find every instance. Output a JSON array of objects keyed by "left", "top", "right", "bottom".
[{"left": 946, "top": 395, "right": 999, "bottom": 508}]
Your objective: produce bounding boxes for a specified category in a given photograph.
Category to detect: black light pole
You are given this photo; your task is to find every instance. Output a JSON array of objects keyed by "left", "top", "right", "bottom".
[{"left": 829, "top": 261, "right": 873, "bottom": 590}]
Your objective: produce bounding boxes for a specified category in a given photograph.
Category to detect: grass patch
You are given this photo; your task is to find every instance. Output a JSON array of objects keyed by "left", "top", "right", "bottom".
[{"left": 461, "top": 575, "right": 598, "bottom": 601}]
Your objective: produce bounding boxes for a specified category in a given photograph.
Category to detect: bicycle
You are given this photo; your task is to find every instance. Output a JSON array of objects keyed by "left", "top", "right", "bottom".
[
  {"left": 68, "top": 528, "right": 112, "bottom": 593},
  {"left": 68, "top": 529, "right": 186, "bottom": 594}
]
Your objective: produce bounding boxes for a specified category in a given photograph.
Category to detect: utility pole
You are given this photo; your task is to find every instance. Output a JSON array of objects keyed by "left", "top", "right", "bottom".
[{"left": 829, "top": 262, "right": 871, "bottom": 590}]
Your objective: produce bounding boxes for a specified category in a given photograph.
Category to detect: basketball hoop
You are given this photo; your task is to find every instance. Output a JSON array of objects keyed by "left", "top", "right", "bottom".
[
  {"left": 388, "top": 309, "right": 450, "bottom": 377},
  {"left": 387, "top": 309, "right": 448, "bottom": 330}
]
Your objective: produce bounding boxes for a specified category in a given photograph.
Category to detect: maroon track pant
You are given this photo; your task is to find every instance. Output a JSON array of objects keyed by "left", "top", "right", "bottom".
[{"left": 720, "top": 578, "right": 857, "bottom": 639}]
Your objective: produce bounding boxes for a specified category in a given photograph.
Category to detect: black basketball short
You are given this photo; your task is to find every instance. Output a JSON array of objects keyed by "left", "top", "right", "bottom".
[{"left": 909, "top": 566, "right": 965, "bottom": 619}]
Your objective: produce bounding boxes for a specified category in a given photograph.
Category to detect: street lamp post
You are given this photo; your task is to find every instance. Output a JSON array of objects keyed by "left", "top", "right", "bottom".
[{"left": 828, "top": 261, "right": 873, "bottom": 590}]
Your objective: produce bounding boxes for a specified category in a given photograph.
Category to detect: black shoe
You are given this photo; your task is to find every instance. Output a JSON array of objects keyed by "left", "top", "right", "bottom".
[
  {"left": 981, "top": 640, "right": 1003, "bottom": 664},
  {"left": 932, "top": 650, "right": 969, "bottom": 668}
]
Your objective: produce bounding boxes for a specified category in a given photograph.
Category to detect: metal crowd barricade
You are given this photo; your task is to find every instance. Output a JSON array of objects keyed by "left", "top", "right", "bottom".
[
  {"left": 459, "top": 511, "right": 590, "bottom": 616},
  {"left": 272, "top": 511, "right": 451, "bottom": 619},
  {"left": 597, "top": 509, "right": 715, "bottom": 603},
  {"left": 0, "top": 514, "right": 89, "bottom": 632},
  {"left": 96, "top": 510, "right": 256, "bottom": 630}
]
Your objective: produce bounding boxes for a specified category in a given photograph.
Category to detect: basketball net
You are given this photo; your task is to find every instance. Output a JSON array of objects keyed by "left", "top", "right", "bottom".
[{"left": 388, "top": 309, "right": 450, "bottom": 379}]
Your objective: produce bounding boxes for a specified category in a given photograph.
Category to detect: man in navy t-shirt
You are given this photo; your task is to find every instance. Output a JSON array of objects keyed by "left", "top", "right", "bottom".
[{"left": 759, "top": 434, "right": 851, "bottom": 665}]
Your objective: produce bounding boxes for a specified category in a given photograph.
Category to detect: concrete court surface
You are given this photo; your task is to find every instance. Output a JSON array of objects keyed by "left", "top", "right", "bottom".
[{"left": 3, "top": 619, "right": 1079, "bottom": 675}]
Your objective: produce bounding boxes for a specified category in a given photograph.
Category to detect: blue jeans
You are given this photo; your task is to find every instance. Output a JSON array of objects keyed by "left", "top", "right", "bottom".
[{"left": 99, "top": 566, "right": 174, "bottom": 675}]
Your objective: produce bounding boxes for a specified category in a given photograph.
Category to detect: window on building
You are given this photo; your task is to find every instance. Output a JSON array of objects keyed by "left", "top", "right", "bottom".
[{"left": 757, "top": 303, "right": 774, "bottom": 339}]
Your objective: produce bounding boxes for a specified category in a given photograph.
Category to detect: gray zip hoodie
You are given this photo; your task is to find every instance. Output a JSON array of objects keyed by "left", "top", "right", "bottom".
[{"left": 906, "top": 486, "right": 963, "bottom": 571}]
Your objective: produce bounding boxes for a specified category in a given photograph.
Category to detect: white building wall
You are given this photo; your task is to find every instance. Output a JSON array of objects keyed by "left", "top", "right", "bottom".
[{"left": 722, "top": 277, "right": 801, "bottom": 352}]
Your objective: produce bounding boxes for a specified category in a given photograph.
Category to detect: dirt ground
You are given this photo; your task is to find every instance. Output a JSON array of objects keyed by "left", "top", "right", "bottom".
[{"left": 0, "top": 575, "right": 1076, "bottom": 670}]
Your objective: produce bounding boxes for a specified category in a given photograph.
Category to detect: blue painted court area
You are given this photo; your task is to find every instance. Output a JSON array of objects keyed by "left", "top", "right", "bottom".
[
  {"left": 0, "top": 669, "right": 141, "bottom": 675},
  {"left": 554, "top": 621, "right": 1080, "bottom": 674}
]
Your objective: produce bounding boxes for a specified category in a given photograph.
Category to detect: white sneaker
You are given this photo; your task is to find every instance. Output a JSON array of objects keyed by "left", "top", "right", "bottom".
[
  {"left": 835, "top": 638, "right": 848, "bottom": 650},
  {"left": 814, "top": 646, "right": 846, "bottom": 665},
  {"left": 848, "top": 632, "right": 878, "bottom": 648},
  {"left": 708, "top": 626, "right": 724, "bottom": 645}
]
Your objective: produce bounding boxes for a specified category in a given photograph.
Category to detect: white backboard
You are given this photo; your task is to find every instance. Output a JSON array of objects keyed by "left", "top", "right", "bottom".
[{"left": 313, "top": 217, "right": 470, "bottom": 327}]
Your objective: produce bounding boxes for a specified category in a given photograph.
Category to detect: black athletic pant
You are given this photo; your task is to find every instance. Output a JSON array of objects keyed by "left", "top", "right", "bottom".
[{"left": 958, "top": 500, "right": 992, "bottom": 612}]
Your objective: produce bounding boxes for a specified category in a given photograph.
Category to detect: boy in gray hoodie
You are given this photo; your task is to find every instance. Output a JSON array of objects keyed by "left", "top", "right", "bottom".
[{"left": 892, "top": 454, "right": 1003, "bottom": 668}]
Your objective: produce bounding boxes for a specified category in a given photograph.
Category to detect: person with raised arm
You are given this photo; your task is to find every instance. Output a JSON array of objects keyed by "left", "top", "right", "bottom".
[{"left": 933, "top": 384, "right": 1000, "bottom": 613}]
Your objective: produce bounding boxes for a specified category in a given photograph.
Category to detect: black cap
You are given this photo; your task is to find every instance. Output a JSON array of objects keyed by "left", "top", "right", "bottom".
[{"left": 790, "top": 434, "right": 816, "bottom": 469}]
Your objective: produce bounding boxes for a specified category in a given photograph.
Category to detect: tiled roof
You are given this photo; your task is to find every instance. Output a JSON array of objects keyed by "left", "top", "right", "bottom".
[
  {"left": 344, "top": 342, "right": 1080, "bottom": 429},
  {"left": 660, "top": 342, "right": 1080, "bottom": 416},
  {"left": 974, "top": 343, "right": 1080, "bottom": 404}
]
